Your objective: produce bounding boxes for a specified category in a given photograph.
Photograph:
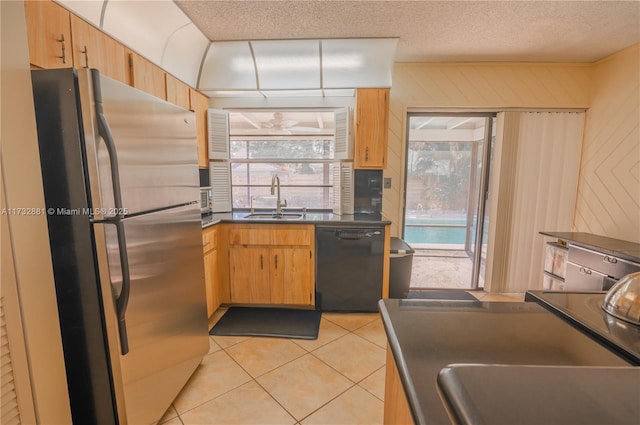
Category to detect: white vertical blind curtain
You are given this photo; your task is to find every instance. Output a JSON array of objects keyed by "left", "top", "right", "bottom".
[{"left": 487, "top": 111, "right": 585, "bottom": 293}]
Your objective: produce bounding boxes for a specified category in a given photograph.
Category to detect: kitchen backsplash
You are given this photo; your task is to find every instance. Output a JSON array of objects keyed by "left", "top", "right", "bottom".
[
  {"left": 354, "top": 170, "right": 383, "bottom": 213},
  {"left": 199, "top": 168, "right": 210, "bottom": 187}
]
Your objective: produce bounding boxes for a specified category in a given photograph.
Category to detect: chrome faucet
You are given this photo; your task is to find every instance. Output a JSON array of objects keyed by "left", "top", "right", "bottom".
[{"left": 271, "top": 174, "right": 287, "bottom": 215}]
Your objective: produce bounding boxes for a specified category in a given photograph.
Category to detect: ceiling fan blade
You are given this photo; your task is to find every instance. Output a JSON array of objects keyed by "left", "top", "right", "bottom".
[{"left": 289, "top": 126, "right": 322, "bottom": 132}]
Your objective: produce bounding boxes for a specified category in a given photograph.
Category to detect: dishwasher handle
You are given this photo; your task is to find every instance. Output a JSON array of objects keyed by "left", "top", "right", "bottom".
[{"left": 336, "top": 229, "right": 382, "bottom": 240}]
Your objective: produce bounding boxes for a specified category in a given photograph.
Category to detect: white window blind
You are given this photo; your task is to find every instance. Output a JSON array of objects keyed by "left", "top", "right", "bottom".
[{"left": 485, "top": 111, "right": 585, "bottom": 293}]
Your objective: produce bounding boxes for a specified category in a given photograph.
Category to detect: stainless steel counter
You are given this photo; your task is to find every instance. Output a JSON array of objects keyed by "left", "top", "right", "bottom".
[
  {"left": 540, "top": 231, "right": 640, "bottom": 263},
  {"left": 379, "top": 298, "right": 633, "bottom": 425}
]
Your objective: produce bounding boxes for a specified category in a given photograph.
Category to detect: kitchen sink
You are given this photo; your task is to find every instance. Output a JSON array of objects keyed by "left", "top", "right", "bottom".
[{"left": 244, "top": 212, "right": 304, "bottom": 220}]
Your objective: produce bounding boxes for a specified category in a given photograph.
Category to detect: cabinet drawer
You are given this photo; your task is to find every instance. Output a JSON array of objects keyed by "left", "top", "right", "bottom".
[
  {"left": 568, "top": 244, "right": 640, "bottom": 279},
  {"left": 565, "top": 262, "right": 608, "bottom": 291},
  {"left": 229, "top": 225, "right": 313, "bottom": 246},
  {"left": 544, "top": 242, "right": 568, "bottom": 279},
  {"left": 543, "top": 273, "right": 564, "bottom": 291},
  {"left": 202, "top": 227, "right": 217, "bottom": 252}
]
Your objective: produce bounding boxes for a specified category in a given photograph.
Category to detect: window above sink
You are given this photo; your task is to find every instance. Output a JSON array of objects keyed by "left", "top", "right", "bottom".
[{"left": 228, "top": 109, "right": 348, "bottom": 211}]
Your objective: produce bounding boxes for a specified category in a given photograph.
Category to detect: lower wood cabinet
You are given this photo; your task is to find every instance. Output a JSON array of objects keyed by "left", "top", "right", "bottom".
[
  {"left": 228, "top": 224, "right": 315, "bottom": 306},
  {"left": 202, "top": 225, "right": 220, "bottom": 317},
  {"left": 384, "top": 345, "right": 414, "bottom": 424},
  {"left": 229, "top": 246, "right": 270, "bottom": 303}
]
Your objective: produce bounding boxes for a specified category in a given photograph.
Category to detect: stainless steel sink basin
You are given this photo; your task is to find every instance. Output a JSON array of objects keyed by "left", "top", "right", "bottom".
[{"left": 244, "top": 212, "right": 303, "bottom": 220}]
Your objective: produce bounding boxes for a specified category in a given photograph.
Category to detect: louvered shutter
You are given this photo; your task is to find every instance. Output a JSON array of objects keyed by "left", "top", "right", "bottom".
[
  {"left": 207, "top": 109, "right": 229, "bottom": 160},
  {"left": 1, "top": 299, "right": 21, "bottom": 425},
  {"left": 332, "top": 162, "right": 354, "bottom": 215},
  {"left": 209, "top": 162, "right": 232, "bottom": 212},
  {"left": 334, "top": 107, "right": 351, "bottom": 160}
]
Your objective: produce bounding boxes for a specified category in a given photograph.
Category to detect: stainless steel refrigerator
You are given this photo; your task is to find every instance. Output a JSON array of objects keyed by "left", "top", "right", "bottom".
[{"left": 31, "top": 68, "right": 209, "bottom": 425}]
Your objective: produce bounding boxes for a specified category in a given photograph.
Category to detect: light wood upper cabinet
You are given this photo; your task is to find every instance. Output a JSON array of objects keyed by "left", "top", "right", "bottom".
[
  {"left": 99, "top": 35, "right": 130, "bottom": 86},
  {"left": 24, "top": 0, "right": 73, "bottom": 69},
  {"left": 190, "top": 89, "right": 210, "bottom": 168},
  {"left": 129, "top": 51, "right": 166, "bottom": 100},
  {"left": 69, "top": 14, "right": 129, "bottom": 85},
  {"left": 69, "top": 13, "right": 98, "bottom": 69},
  {"left": 354, "top": 88, "right": 390, "bottom": 169},
  {"left": 228, "top": 224, "right": 315, "bottom": 306},
  {"left": 166, "top": 73, "right": 191, "bottom": 110}
]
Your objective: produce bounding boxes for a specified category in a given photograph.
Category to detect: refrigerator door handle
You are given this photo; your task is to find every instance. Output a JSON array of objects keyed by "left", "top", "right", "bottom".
[
  {"left": 91, "top": 69, "right": 126, "bottom": 219},
  {"left": 104, "top": 220, "right": 131, "bottom": 355}
]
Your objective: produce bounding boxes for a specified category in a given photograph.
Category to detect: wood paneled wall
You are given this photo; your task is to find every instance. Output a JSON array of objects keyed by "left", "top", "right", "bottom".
[
  {"left": 574, "top": 45, "right": 640, "bottom": 243},
  {"left": 385, "top": 62, "right": 592, "bottom": 236}
]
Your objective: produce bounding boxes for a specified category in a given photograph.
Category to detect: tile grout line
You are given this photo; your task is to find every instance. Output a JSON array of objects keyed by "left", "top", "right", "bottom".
[{"left": 174, "top": 313, "right": 386, "bottom": 424}]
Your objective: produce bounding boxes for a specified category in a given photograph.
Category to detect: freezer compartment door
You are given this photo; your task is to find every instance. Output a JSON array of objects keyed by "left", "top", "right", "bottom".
[
  {"left": 97, "top": 203, "right": 208, "bottom": 425},
  {"left": 79, "top": 69, "right": 199, "bottom": 217}
]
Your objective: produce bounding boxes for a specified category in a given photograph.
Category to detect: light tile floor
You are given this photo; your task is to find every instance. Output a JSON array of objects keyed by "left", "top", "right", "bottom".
[
  {"left": 160, "top": 291, "right": 523, "bottom": 425},
  {"left": 160, "top": 312, "right": 386, "bottom": 425}
]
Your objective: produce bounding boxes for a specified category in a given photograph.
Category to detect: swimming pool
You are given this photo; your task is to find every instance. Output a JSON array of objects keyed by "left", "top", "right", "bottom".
[{"left": 403, "top": 217, "right": 467, "bottom": 245}]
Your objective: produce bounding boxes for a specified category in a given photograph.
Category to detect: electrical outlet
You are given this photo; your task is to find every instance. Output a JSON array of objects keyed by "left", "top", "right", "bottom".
[{"left": 384, "top": 177, "right": 392, "bottom": 189}]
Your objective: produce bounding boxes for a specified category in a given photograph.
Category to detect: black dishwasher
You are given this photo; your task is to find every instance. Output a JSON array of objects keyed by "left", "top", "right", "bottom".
[{"left": 316, "top": 226, "right": 385, "bottom": 312}]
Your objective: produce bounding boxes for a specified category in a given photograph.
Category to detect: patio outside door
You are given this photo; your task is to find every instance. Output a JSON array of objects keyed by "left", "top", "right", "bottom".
[{"left": 403, "top": 113, "right": 495, "bottom": 289}]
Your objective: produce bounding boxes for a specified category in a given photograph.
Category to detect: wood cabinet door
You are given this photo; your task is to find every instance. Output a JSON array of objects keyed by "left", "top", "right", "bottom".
[
  {"left": 129, "top": 51, "right": 167, "bottom": 100},
  {"left": 190, "top": 89, "right": 209, "bottom": 168},
  {"left": 166, "top": 74, "right": 191, "bottom": 110},
  {"left": 229, "top": 246, "right": 270, "bottom": 304},
  {"left": 203, "top": 249, "right": 216, "bottom": 317},
  {"left": 24, "top": 0, "right": 72, "bottom": 69},
  {"left": 203, "top": 248, "right": 220, "bottom": 317},
  {"left": 270, "top": 248, "right": 314, "bottom": 305},
  {"left": 69, "top": 13, "right": 98, "bottom": 70},
  {"left": 96, "top": 32, "right": 129, "bottom": 85},
  {"left": 354, "top": 88, "right": 390, "bottom": 169}
]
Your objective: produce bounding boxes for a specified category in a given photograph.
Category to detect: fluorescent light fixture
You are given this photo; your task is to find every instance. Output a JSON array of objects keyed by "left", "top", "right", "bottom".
[
  {"left": 252, "top": 40, "right": 321, "bottom": 89},
  {"left": 198, "top": 38, "right": 398, "bottom": 92},
  {"left": 322, "top": 38, "right": 398, "bottom": 87},
  {"left": 200, "top": 41, "right": 257, "bottom": 90},
  {"left": 322, "top": 54, "right": 365, "bottom": 70}
]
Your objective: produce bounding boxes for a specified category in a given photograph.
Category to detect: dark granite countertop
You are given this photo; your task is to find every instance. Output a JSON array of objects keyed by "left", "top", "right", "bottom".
[
  {"left": 525, "top": 290, "right": 640, "bottom": 365},
  {"left": 540, "top": 231, "right": 640, "bottom": 263},
  {"left": 437, "top": 364, "right": 640, "bottom": 425},
  {"left": 379, "top": 298, "right": 633, "bottom": 425},
  {"left": 202, "top": 210, "right": 391, "bottom": 228}
]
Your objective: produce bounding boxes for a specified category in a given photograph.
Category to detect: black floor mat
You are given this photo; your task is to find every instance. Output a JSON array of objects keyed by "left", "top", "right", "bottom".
[
  {"left": 209, "top": 307, "right": 321, "bottom": 340},
  {"left": 407, "top": 290, "right": 478, "bottom": 301}
]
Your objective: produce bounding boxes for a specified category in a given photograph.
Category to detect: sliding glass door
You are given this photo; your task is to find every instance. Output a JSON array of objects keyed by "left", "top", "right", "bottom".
[{"left": 403, "top": 113, "right": 495, "bottom": 289}]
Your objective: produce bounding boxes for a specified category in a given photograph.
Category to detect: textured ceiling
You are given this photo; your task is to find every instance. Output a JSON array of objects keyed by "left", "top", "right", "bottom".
[{"left": 175, "top": 0, "right": 640, "bottom": 63}]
